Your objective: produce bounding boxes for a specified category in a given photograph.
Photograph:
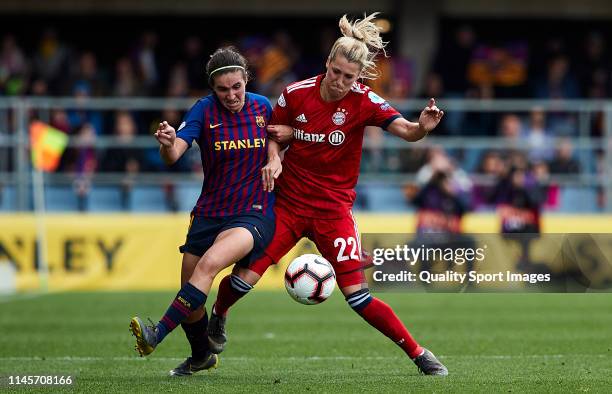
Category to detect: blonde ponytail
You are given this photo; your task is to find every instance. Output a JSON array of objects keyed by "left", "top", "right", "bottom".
[{"left": 330, "top": 12, "right": 388, "bottom": 80}]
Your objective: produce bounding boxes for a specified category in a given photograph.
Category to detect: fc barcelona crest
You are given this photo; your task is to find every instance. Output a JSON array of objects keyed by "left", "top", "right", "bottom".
[{"left": 256, "top": 115, "right": 265, "bottom": 128}]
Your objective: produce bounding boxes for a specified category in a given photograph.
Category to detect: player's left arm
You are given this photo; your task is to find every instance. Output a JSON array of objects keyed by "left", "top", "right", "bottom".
[
  {"left": 387, "top": 98, "right": 444, "bottom": 142},
  {"left": 262, "top": 139, "right": 284, "bottom": 192}
]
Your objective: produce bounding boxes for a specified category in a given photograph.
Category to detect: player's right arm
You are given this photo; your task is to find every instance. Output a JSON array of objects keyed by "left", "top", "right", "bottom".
[
  {"left": 155, "top": 121, "right": 189, "bottom": 165},
  {"left": 158, "top": 99, "right": 206, "bottom": 165}
]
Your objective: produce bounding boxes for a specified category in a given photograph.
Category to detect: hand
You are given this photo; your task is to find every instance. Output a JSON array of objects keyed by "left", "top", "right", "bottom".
[
  {"left": 262, "top": 155, "right": 282, "bottom": 192},
  {"left": 267, "top": 124, "right": 294, "bottom": 144},
  {"left": 154, "top": 121, "right": 176, "bottom": 147},
  {"left": 418, "top": 98, "right": 444, "bottom": 134}
]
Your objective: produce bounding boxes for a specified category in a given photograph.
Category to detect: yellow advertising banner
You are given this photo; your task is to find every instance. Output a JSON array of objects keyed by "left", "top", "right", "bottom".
[{"left": 0, "top": 213, "right": 610, "bottom": 292}]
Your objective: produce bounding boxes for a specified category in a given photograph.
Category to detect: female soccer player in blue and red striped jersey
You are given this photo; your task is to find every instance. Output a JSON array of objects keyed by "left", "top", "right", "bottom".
[
  {"left": 129, "top": 47, "right": 279, "bottom": 376},
  {"left": 209, "top": 14, "right": 449, "bottom": 376}
]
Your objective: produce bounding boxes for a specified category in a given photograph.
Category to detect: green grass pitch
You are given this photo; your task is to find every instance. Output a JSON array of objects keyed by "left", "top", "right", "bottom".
[{"left": 0, "top": 291, "right": 611, "bottom": 393}]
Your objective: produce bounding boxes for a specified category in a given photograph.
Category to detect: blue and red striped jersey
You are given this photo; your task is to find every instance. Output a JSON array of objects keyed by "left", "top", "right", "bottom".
[{"left": 176, "top": 92, "right": 274, "bottom": 218}]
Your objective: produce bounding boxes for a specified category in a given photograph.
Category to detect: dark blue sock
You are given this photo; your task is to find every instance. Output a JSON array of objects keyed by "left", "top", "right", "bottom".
[
  {"left": 156, "top": 282, "right": 207, "bottom": 344},
  {"left": 181, "top": 310, "right": 210, "bottom": 360}
]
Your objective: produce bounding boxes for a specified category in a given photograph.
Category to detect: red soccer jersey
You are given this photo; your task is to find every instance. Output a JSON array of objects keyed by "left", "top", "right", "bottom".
[{"left": 271, "top": 74, "right": 401, "bottom": 218}]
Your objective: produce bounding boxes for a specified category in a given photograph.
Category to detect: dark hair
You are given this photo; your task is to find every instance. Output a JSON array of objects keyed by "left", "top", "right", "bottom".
[{"left": 205, "top": 47, "right": 249, "bottom": 87}]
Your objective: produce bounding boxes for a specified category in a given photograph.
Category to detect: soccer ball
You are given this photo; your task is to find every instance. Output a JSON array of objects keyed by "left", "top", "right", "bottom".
[{"left": 284, "top": 254, "right": 336, "bottom": 305}]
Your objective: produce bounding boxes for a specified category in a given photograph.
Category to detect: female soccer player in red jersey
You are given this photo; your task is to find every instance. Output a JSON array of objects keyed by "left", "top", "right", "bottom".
[
  {"left": 129, "top": 47, "right": 279, "bottom": 376},
  {"left": 209, "top": 13, "right": 448, "bottom": 376}
]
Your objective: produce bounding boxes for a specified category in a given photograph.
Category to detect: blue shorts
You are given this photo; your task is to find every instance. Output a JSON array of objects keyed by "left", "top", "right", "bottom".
[{"left": 179, "top": 212, "right": 275, "bottom": 265}]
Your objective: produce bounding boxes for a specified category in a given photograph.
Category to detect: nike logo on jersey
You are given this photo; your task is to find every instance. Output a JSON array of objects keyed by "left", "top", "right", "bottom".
[
  {"left": 209, "top": 123, "right": 223, "bottom": 129},
  {"left": 295, "top": 114, "right": 308, "bottom": 123}
]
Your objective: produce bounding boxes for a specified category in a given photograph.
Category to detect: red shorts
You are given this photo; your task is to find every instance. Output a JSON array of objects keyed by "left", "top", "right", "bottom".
[{"left": 248, "top": 202, "right": 366, "bottom": 288}]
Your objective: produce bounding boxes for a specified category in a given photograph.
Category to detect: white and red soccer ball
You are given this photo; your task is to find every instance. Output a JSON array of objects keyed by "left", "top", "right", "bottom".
[{"left": 284, "top": 254, "right": 336, "bottom": 305}]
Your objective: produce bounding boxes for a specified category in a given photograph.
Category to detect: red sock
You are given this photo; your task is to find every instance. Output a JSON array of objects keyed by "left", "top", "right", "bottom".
[
  {"left": 212, "top": 274, "right": 251, "bottom": 316},
  {"left": 357, "top": 297, "right": 423, "bottom": 359}
]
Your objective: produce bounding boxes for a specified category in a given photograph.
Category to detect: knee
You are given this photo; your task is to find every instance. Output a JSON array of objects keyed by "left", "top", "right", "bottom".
[
  {"left": 226, "top": 273, "right": 254, "bottom": 295},
  {"left": 345, "top": 288, "right": 373, "bottom": 312},
  {"left": 232, "top": 266, "right": 261, "bottom": 287},
  {"left": 195, "top": 254, "right": 225, "bottom": 279}
]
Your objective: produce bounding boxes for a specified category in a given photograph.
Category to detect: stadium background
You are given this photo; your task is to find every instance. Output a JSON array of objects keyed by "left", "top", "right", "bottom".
[
  {"left": 0, "top": 2, "right": 611, "bottom": 392},
  {"left": 0, "top": 0, "right": 610, "bottom": 291}
]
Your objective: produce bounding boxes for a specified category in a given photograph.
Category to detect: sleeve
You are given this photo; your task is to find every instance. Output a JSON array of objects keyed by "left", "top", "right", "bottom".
[
  {"left": 176, "top": 99, "right": 206, "bottom": 148},
  {"left": 362, "top": 89, "right": 402, "bottom": 129},
  {"left": 270, "top": 88, "right": 292, "bottom": 125}
]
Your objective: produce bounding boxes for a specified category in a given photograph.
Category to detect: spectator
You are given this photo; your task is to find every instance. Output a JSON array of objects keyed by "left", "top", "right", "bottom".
[
  {"left": 420, "top": 72, "right": 443, "bottom": 99},
  {"left": 416, "top": 146, "right": 472, "bottom": 197},
  {"left": 50, "top": 108, "right": 71, "bottom": 134},
  {"left": 182, "top": 36, "right": 207, "bottom": 96},
  {"left": 66, "top": 81, "right": 104, "bottom": 135},
  {"left": 256, "top": 31, "right": 298, "bottom": 96},
  {"left": 410, "top": 170, "right": 476, "bottom": 287},
  {"left": 490, "top": 163, "right": 545, "bottom": 233},
  {"left": 414, "top": 72, "right": 448, "bottom": 132},
  {"left": 113, "top": 57, "right": 144, "bottom": 97},
  {"left": 33, "top": 29, "right": 70, "bottom": 94},
  {"left": 467, "top": 41, "right": 528, "bottom": 98},
  {"left": 101, "top": 111, "right": 143, "bottom": 173},
  {"left": 65, "top": 51, "right": 107, "bottom": 97},
  {"left": 60, "top": 123, "right": 98, "bottom": 211},
  {"left": 101, "top": 111, "right": 144, "bottom": 209},
  {"left": 132, "top": 31, "right": 160, "bottom": 95},
  {"left": 412, "top": 171, "right": 468, "bottom": 234},
  {"left": 548, "top": 138, "right": 581, "bottom": 174},
  {"left": 29, "top": 78, "right": 49, "bottom": 96},
  {"left": 577, "top": 32, "right": 610, "bottom": 99},
  {"left": 61, "top": 123, "right": 97, "bottom": 175},
  {"left": 497, "top": 113, "right": 523, "bottom": 159},
  {"left": 463, "top": 80, "right": 496, "bottom": 135},
  {"left": 431, "top": 25, "right": 476, "bottom": 135},
  {"left": 472, "top": 150, "right": 505, "bottom": 209},
  {"left": 367, "top": 55, "right": 414, "bottom": 100},
  {"left": 524, "top": 107, "right": 554, "bottom": 162},
  {"left": 362, "top": 126, "right": 385, "bottom": 173},
  {"left": 534, "top": 55, "right": 580, "bottom": 100},
  {"left": 166, "top": 62, "right": 189, "bottom": 97},
  {"left": 533, "top": 55, "right": 579, "bottom": 135},
  {"left": 0, "top": 35, "right": 29, "bottom": 95},
  {"left": 432, "top": 25, "right": 475, "bottom": 97},
  {"left": 531, "top": 160, "right": 558, "bottom": 210}
]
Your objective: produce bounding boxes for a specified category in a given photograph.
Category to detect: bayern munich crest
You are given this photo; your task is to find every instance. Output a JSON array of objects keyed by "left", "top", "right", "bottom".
[
  {"left": 332, "top": 108, "right": 347, "bottom": 125},
  {"left": 277, "top": 93, "right": 286, "bottom": 108},
  {"left": 328, "top": 130, "right": 345, "bottom": 146}
]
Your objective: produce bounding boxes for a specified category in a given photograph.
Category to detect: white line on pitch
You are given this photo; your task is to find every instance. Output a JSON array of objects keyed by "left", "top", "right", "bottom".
[
  {"left": 0, "top": 354, "right": 608, "bottom": 362},
  {"left": 0, "top": 292, "right": 47, "bottom": 304}
]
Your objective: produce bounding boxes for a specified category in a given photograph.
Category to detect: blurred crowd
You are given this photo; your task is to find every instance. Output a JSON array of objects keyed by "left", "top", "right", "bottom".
[
  {"left": 0, "top": 29, "right": 313, "bottom": 99},
  {"left": 0, "top": 21, "right": 608, "bottom": 213}
]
